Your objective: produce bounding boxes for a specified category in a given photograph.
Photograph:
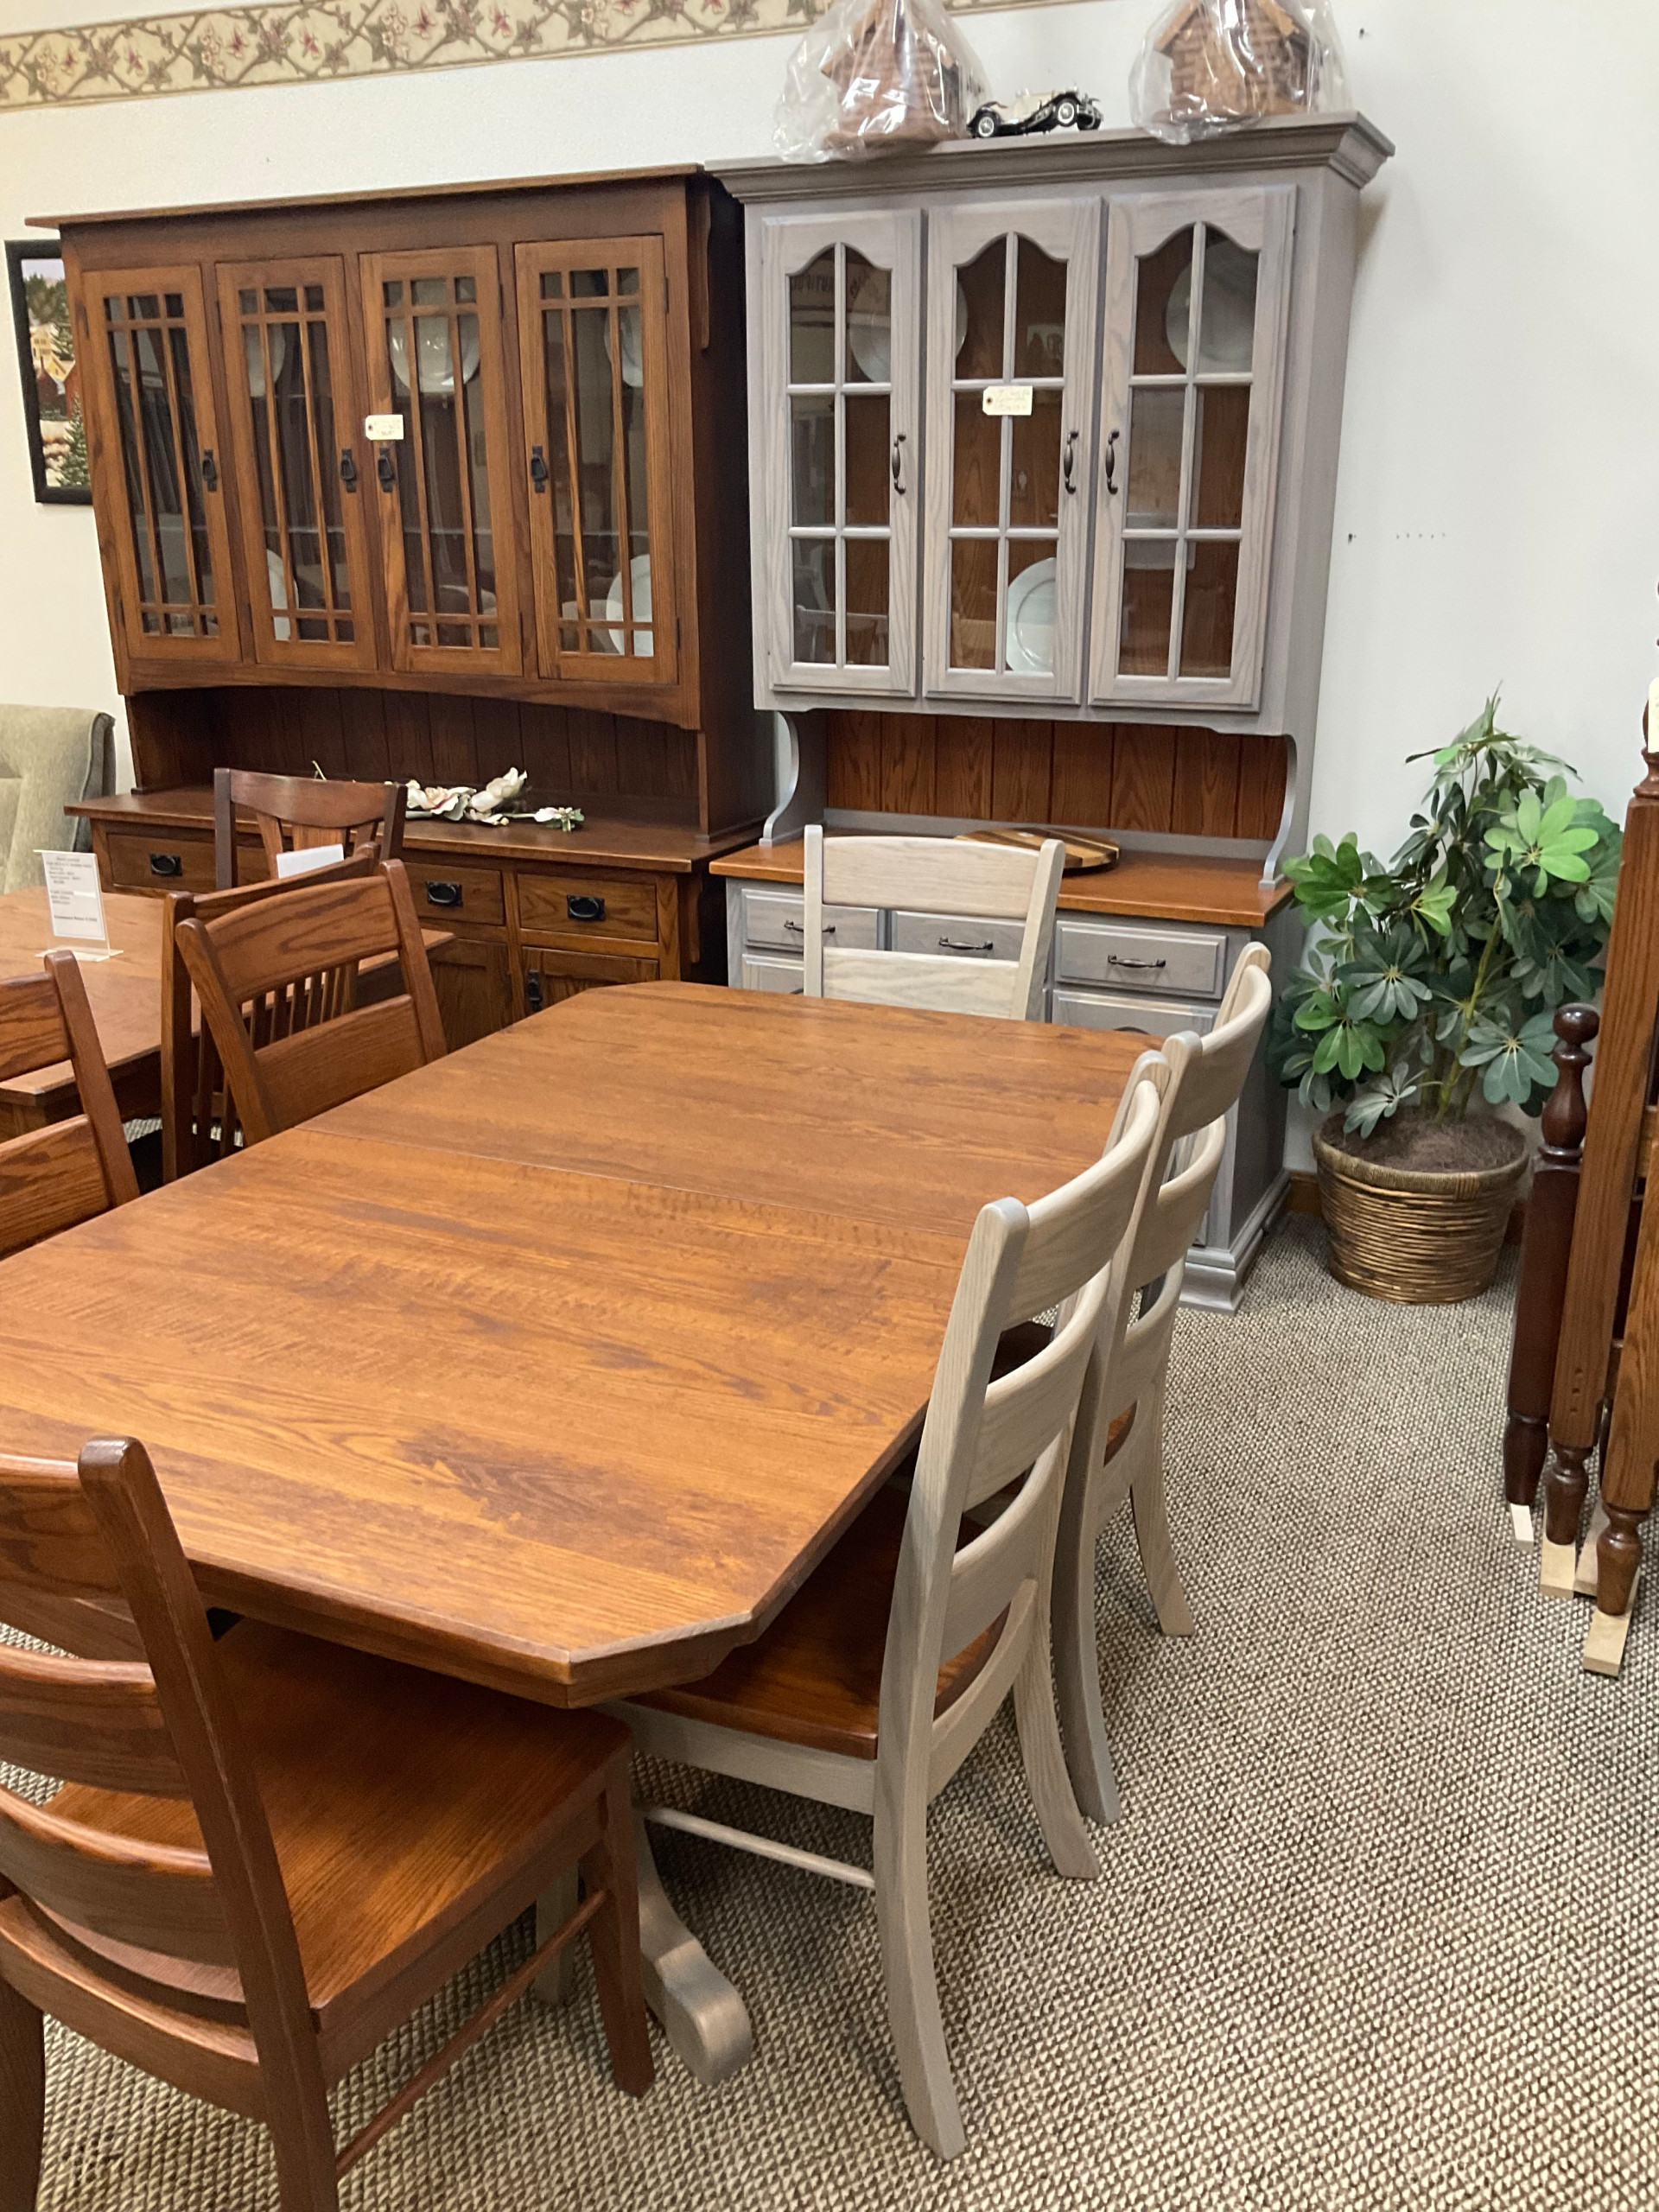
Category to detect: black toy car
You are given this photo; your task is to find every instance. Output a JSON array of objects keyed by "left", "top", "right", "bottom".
[{"left": 968, "top": 90, "right": 1103, "bottom": 139}]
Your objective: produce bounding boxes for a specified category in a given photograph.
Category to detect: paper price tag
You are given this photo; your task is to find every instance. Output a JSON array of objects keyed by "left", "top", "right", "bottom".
[
  {"left": 982, "top": 384, "right": 1034, "bottom": 417},
  {"left": 275, "top": 843, "right": 346, "bottom": 881},
  {"left": 39, "top": 849, "right": 107, "bottom": 944},
  {"left": 365, "top": 414, "right": 404, "bottom": 442}
]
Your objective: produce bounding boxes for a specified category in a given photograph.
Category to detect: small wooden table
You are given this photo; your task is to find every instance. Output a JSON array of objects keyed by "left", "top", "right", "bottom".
[
  {"left": 0, "top": 982, "right": 1141, "bottom": 2076},
  {"left": 0, "top": 890, "right": 165, "bottom": 1136}
]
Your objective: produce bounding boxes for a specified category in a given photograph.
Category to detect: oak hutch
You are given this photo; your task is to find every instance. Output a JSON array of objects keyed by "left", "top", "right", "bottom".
[
  {"left": 711, "top": 112, "right": 1391, "bottom": 1306},
  {"left": 41, "top": 165, "right": 768, "bottom": 1044}
]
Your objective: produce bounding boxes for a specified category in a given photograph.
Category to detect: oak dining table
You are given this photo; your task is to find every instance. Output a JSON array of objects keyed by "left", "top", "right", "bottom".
[
  {"left": 0, "top": 980, "right": 1143, "bottom": 2082},
  {"left": 0, "top": 887, "right": 166, "bottom": 1135}
]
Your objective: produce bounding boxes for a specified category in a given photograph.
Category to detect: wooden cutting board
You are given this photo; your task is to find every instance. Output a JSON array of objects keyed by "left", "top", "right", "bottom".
[{"left": 958, "top": 828, "right": 1120, "bottom": 874}]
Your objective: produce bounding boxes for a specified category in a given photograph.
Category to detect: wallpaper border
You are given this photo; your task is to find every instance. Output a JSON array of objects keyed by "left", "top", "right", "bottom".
[{"left": 1, "top": 0, "right": 1046, "bottom": 112}]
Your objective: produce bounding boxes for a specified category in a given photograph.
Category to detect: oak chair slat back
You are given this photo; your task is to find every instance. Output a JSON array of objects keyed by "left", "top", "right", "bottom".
[
  {"left": 213, "top": 767, "right": 407, "bottom": 891},
  {"left": 162, "top": 853, "right": 380, "bottom": 1180},
  {"left": 0, "top": 1437, "right": 651, "bottom": 2212},
  {"left": 620, "top": 1057, "right": 1168, "bottom": 2159},
  {"left": 1052, "top": 944, "right": 1274, "bottom": 1826},
  {"left": 802, "top": 825, "right": 1065, "bottom": 1020},
  {"left": 0, "top": 953, "right": 138, "bottom": 1262},
  {"left": 175, "top": 861, "right": 445, "bottom": 1148}
]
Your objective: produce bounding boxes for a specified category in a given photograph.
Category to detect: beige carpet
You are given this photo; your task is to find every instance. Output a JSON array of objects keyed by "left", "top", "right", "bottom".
[{"left": 14, "top": 1218, "right": 1657, "bottom": 2211}]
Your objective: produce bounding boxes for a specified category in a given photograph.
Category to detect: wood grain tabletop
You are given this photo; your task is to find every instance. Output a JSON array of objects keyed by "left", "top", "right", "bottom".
[
  {"left": 0, "top": 983, "right": 1142, "bottom": 1705},
  {"left": 0, "top": 889, "right": 163, "bottom": 1108}
]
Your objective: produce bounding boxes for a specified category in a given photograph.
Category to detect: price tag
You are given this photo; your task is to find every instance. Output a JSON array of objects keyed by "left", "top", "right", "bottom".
[
  {"left": 982, "top": 384, "right": 1034, "bottom": 417},
  {"left": 38, "top": 849, "right": 107, "bottom": 944},
  {"left": 365, "top": 414, "right": 404, "bottom": 442},
  {"left": 275, "top": 843, "right": 346, "bottom": 881}
]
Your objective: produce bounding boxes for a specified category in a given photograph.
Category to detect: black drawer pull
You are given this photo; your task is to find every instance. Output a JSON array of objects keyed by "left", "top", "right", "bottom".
[
  {"left": 149, "top": 852, "right": 184, "bottom": 878},
  {"left": 524, "top": 971, "right": 545, "bottom": 1014},
  {"left": 424, "top": 880, "right": 463, "bottom": 908},
  {"left": 783, "top": 918, "right": 835, "bottom": 937},
  {"left": 567, "top": 893, "right": 605, "bottom": 924},
  {"left": 938, "top": 936, "right": 995, "bottom": 955},
  {"left": 1108, "top": 955, "right": 1167, "bottom": 971}
]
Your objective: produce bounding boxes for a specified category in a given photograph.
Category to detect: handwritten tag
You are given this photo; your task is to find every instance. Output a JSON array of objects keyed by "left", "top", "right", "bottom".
[
  {"left": 275, "top": 843, "right": 346, "bottom": 881},
  {"left": 982, "top": 384, "right": 1034, "bottom": 417},
  {"left": 39, "top": 849, "right": 107, "bottom": 944},
  {"left": 365, "top": 414, "right": 404, "bottom": 442}
]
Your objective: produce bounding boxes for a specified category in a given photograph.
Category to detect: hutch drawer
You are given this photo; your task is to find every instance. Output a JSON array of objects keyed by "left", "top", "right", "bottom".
[
  {"left": 892, "top": 909, "right": 1028, "bottom": 963},
  {"left": 103, "top": 827, "right": 258, "bottom": 893},
  {"left": 1052, "top": 918, "right": 1229, "bottom": 1000},
  {"left": 741, "top": 887, "right": 880, "bottom": 953},
  {"left": 740, "top": 952, "right": 808, "bottom": 994},
  {"left": 410, "top": 865, "right": 506, "bottom": 928},
  {"left": 518, "top": 870, "right": 662, "bottom": 946},
  {"left": 1050, "top": 988, "right": 1218, "bottom": 1041}
]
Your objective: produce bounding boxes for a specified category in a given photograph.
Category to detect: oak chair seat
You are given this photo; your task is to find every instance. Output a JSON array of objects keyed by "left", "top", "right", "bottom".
[
  {"left": 16, "top": 1622, "right": 625, "bottom": 2053},
  {"left": 636, "top": 1486, "right": 1007, "bottom": 1761}
]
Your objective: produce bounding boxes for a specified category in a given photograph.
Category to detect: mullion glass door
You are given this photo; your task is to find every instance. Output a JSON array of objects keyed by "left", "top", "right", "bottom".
[
  {"left": 1090, "top": 186, "right": 1293, "bottom": 709},
  {"left": 758, "top": 210, "right": 918, "bottom": 697},
  {"left": 219, "top": 257, "right": 375, "bottom": 670},
  {"left": 924, "top": 200, "right": 1097, "bottom": 704},
  {"left": 82, "top": 264, "right": 237, "bottom": 663},
  {"left": 518, "top": 234, "right": 675, "bottom": 688},
  {"left": 360, "top": 245, "right": 521, "bottom": 677}
]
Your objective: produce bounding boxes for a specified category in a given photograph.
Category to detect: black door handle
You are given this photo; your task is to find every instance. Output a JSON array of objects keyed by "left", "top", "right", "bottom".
[
  {"left": 566, "top": 893, "right": 605, "bottom": 924},
  {"left": 530, "top": 444, "right": 549, "bottom": 493},
  {"left": 377, "top": 451, "right": 396, "bottom": 492},
  {"left": 149, "top": 852, "right": 184, "bottom": 878},
  {"left": 424, "top": 880, "right": 463, "bottom": 908},
  {"left": 340, "top": 448, "right": 359, "bottom": 492},
  {"left": 200, "top": 449, "right": 218, "bottom": 492},
  {"left": 524, "top": 971, "right": 544, "bottom": 1014},
  {"left": 1063, "top": 429, "right": 1079, "bottom": 495},
  {"left": 1103, "top": 428, "right": 1119, "bottom": 497}
]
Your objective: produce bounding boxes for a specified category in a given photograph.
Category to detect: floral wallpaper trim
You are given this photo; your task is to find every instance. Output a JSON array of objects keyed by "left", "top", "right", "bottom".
[{"left": 0, "top": 0, "right": 1037, "bottom": 111}]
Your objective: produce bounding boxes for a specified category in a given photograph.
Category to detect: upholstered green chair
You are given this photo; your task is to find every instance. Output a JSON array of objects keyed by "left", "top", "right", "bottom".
[{"left": 0, "top": 705, "right": 115, "bottom": 893}]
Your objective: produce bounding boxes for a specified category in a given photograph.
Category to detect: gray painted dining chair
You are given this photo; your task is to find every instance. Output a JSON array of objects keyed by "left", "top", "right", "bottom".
[
  {"left": 1050, "top": 944, "right": 1274, "bottom": 1825},
  {"left": 802, "top": 823, "right": 1064, "bottom": 1019},
  {"left": 614, "top": 1055, "right": 1168, "bottom": 2158}
]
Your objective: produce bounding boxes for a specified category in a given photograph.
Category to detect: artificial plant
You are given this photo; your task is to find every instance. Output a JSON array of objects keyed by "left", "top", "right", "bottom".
[{"left": 1268, "top": 698, "right": 1623, "bottom": 1137}]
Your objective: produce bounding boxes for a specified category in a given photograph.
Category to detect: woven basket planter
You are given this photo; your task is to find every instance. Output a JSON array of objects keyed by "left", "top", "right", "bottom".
[{"left": 1312, "top": 1115, "right": 1527, "bottom": 1305}]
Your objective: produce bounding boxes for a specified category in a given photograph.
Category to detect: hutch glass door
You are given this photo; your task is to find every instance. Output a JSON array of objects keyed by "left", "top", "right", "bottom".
[
  {"left": 1090, "top": 186, "right": 1293, "bottom": 709},
  {"left": 359, "top": 245, "right": 521, "bottom": 677},
  {"left": 923, "top": 200, "right": 1099, "bottom": 704},
  {"left": 79, "top": 265, "right": 237, "bottom": 664},
  {"left": 755, "top": 209, "right": 919, "bottom": 696},
  {"left": 218, "top": 258, "right": 376, "bottom": 671},
  {"left": 516, "top": 235, "right": 677, "bottom": 690}
]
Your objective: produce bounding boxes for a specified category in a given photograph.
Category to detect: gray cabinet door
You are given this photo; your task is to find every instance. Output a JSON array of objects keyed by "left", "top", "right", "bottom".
[
  {"left": 1088, "top": 185, "right": 1294, "bottom": 711},
  {"left": 922, "top": 197, "right": 1100, "bottom": 707},
  {"left": 753, "top": 208, "right": 921, "bottom": 698}
]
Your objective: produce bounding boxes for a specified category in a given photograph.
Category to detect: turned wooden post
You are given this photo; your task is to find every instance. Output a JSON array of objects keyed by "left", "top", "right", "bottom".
[
  {"left": 1543, "top": 710, "right": 1659, "bottom": 1548},
  {"left": 1503, "top": 1004, "right": 1598, "bottom": 1507}
]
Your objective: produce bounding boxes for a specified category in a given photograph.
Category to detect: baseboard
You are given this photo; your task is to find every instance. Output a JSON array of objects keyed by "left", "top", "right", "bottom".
[{"left": 1287, "top": 1167, "right": 1527, "bottom": 1245}]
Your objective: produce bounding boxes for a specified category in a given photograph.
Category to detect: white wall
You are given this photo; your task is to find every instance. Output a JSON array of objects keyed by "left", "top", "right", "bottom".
[{"left": 3, "top": 0, "right": 1656, "bottom": 1156}]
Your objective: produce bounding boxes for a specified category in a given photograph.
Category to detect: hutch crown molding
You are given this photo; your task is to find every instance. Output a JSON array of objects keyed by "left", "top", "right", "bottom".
[
  {"left": 38, "top": 164, "right": 768, "bottom": 1041},
  {"left": 713, "top": 113, "right": 1391, "bottom": 1306}
]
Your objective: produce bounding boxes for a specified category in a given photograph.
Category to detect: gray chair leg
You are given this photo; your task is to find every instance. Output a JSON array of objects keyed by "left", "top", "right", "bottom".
[
  {"left": 1014, "top": 1592, "right": 1102, "bottom": 1878},
  {"left": 1129, "top": 1375, "right": 1195, "bottom": 1637},
  {"left": 1052, "top": 1451, "right": 1122, "bottom": 1827},
  {"left": 873, "top": 1784, "right": 965, "bottom": 2160}
]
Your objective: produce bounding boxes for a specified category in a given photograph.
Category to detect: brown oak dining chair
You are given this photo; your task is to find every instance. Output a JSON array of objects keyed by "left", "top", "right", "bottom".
[
  {"left": 801, "top": 823, "right": 1065, "bottom": 1020},
  {"left": 1047, "top": 944, "right": 1274, "bottom": 1825},
  {"left": 0, "top": 951, "right": 138, "bottom": 1262},
  {"left": 160, "top": 853, "right": 380, "bottom": 1180},
  {"left": 213, "top": 766, "right": 407, "bottom": 891},
  {"left": 0, "top": 1435, "right": 651, "bottom": 2212},
  {"left": 175, "top": 860, "right": 445, "bottom": 1148},
  {"left": 618, "top": 1057, "right": 1167, "bottom": 2159}
]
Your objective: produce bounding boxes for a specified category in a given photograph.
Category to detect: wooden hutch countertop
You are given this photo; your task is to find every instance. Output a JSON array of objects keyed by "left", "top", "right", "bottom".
[
  {"left": 68, "top": 791, "right": 760, "bottom": 875},
  {"left": 710, "top": 842, "right": 1294, "bottom": 929}
]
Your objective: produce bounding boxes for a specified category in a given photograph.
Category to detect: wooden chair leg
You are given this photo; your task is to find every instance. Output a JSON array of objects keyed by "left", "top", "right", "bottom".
[
  {"left": 257, "top": 2031, "right": 337, "bottom": 2212},
  {"left": 1052, "top": 1448, "right": 1122, "bottom": 1827},
  {"left": 1128, "top": 1376, "right": 1196, "bottom": 1637},
  {"left": 1013, "top": 1600, "right": 1100, "bottom": 1880},
  {"left": 579, "top": 1783, "right": 653, "bottom": 2097},
  {"left": 0, "top": 1974, "right": 43, "bottom": 2212},
  {"left": 532, "top": 1867, "right": 580, "bottom": 2006},
  {"left": 872, "top": 1782, "right": 964, "bottom": 2160}
]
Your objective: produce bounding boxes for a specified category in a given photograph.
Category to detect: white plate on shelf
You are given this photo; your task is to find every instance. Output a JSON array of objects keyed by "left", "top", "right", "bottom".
[
  {"left": 389, "top": 318, "right": 481, "bottom": 397},
  {"left": 1166, "top": 238, "right": 1256, "bottom": 374},
  {"left": 1005, "top": 557, "right": 1057, "bottom": 676},
  {"left": 602, "top": 554, "right": 652, "bottom": 655},
  {"left": 847, "top": 273, "right": 969, "bottom": 385}
]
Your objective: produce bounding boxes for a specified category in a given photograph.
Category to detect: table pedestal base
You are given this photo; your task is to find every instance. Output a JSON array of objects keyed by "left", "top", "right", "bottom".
[{"left": 632, "top": 1810, "right": 753, "bottom": 2083}]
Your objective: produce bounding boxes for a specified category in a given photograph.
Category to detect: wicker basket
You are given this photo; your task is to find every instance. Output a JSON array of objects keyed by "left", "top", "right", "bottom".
[{"left": 1312, "top": 1115, "right": 1527, "bottom": 1304}]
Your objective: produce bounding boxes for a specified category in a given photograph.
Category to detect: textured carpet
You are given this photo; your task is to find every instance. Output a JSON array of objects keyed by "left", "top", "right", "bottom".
[{"left": 14, "top": 1217, "right": 1657, "bottom": 2211}]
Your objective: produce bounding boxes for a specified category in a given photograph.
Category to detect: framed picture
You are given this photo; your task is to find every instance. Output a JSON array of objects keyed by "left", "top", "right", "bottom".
[{"left": 7, "top": 240, "right": 92, "bottom": 505}]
